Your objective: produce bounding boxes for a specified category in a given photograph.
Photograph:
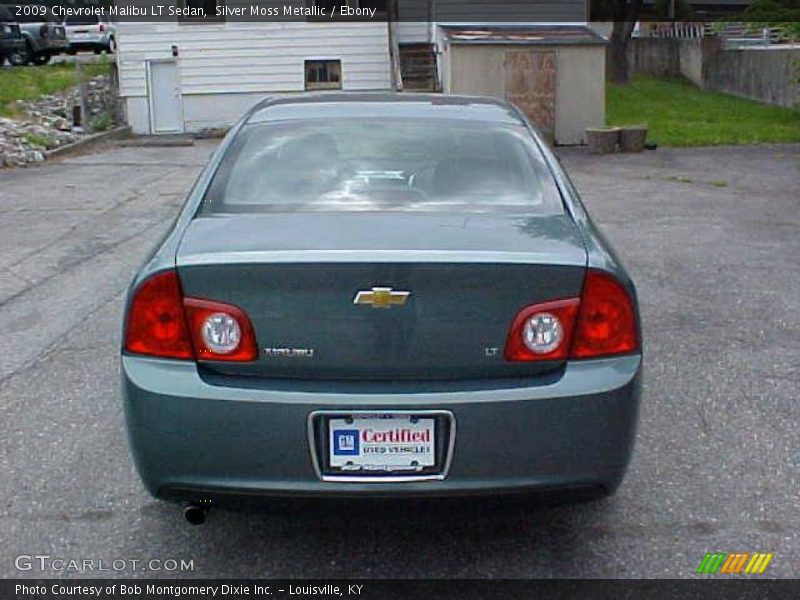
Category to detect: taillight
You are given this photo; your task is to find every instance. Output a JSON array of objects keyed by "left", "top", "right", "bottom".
[
  {"left": 124, "top": 271, "right": 193, "bottom": 360},
  {"left": 504, "top": 270, "right": 638, "bottom": 362},
  {"left": 184, "top": 298, "right": 258, "bottom": 362},
  {"left": 39, "top": 24, "right": 48, "bottom": 37},
  {"left": 571, "top": 271, "right": 638, "bottom": 358},
  {"left": 98, "top": 23, "right": 106, "bottom": 32},
  {"left": 504, "top": 299, "right": 579, "bottom": 362},
  {"left": 124, "top": 271, "right": 258, "bottom": 362}
]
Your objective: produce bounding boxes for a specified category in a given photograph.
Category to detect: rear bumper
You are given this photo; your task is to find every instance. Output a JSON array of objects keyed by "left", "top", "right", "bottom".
[
  {"left": 67, "top": 34, "right": 110, "bottom": 49},
  {"left": 122, "top": 355, "right": 642, "bottom": 499},
  {"left": 35, "top": 39, "right": 69, "bottom": 54}
]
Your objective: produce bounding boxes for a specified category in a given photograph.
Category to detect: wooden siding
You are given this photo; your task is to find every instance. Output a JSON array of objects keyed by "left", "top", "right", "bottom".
[
  {"left": 116, "top": 20, "right": 392, "bottom": 98},
  {"left": 397, "top": 1, "right": 432, "bottom": 42},
  {"left": 398, "top": 22, "right": 431, "bottom": 44}
]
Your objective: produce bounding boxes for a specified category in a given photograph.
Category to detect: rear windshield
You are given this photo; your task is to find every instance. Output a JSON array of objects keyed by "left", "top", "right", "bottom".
[
  {"left": 199, "top": 118, "right": 563, "bottom": 215},
  {"left": 65, "top": 15, "right": 99, "bottom": 25}
]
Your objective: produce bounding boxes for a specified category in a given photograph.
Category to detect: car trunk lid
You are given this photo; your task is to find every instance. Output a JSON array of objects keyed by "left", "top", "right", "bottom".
[{"left": 176, "top": 213, "right": 587, "bottom": 380}]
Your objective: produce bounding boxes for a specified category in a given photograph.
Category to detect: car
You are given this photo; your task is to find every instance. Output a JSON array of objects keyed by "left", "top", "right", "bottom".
[
  {"left": 63, "top": 14, "right": 115, "bottom": 54},
  {"left": 0, "top": 5, "right": 25, "bottom": 66},
  {"left": 121, "top": 94, "right": 643, "bottom": 524},
  {"left": 4, "top": 4, "right": 68, "bottom": 65}
]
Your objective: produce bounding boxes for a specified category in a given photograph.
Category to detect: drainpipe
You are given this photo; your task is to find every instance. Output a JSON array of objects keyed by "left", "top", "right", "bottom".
[
  {"left": 387, "top": 0, "right": 402, "bottom": 91},
  {"left": 428, "top": 0, "right": 435, "bottom": 43},
  {"left": 430, "top": 0, "right": 441, "bottom": 91}
]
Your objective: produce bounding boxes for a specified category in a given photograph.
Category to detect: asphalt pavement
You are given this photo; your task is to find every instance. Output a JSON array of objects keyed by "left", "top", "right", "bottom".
[{"left": 0, "top": 141, "right": 797, "bottom": 578}]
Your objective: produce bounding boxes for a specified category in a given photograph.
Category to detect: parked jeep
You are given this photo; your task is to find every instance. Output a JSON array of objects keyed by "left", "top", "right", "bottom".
[
  {"left": 3, "top": 4, "right": 68, "bottom": 65},
  {"left": 0, "top": 4, "right": 25, "bottom": 66}
]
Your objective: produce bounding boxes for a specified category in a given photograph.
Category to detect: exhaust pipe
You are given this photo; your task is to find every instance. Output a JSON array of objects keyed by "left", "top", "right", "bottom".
[{"left": 183, "top": 503, "right": 209, "bottom": 525}]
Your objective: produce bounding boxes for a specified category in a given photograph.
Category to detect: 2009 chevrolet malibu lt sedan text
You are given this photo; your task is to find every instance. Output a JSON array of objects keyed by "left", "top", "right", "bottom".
[{"left": 121, "top": 94, "right": 642, "bottom": 522}]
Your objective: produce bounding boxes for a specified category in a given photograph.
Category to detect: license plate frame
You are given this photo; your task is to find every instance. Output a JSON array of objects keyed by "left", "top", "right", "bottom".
[{"left": 308, "top": 410, "right": 455, "bottom": 482}]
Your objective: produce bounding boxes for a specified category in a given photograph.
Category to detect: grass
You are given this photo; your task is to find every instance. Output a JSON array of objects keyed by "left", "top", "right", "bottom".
[
  {"left": 89, "top": 111, "right": 112, "bottom": 132},
  {"left": 663, "top": 174, "right": 730, "bottom": 188},
  {"left": 666, "top": 175, "right": 694, "bottom": 184},
  {"left": 607, "top": 75, "right": 800, "bottom": 146},
  {"left": 22, "top": 132, "right": 53, "bottom": 148},
  {"left": 0, "top": 61, "right": 109, "bottom": 118}
]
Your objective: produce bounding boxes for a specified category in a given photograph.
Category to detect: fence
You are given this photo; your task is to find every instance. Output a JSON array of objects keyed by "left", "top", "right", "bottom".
[
  {"left": 640, "top": 22, "right": 790, "bottom": 48},
  {"left": 626, "top": 37, "right": 800, "bottom": 109}
]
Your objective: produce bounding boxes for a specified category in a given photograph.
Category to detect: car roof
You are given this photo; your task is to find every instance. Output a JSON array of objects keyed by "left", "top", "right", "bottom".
[{"left": 246, "top": 93, "right": 526, "bottom": 126}]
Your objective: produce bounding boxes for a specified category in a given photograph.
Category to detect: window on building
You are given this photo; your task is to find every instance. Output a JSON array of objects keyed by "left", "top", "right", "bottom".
[
  {"left": 305, "top": 60, "right": 342, "bottom": 90},
  {"left": 179, "top": 0, "right": 225, "bottom": 23}
]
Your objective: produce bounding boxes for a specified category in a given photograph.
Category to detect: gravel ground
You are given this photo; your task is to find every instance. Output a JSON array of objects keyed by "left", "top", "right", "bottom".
[{"left": 0, "top": 141, "right": 797, "bottom": 579}]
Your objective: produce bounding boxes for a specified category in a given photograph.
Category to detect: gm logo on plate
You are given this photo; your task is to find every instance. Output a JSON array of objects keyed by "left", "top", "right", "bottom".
[{"left": 332, "top": 430, "right": 359, "bottom": 456}]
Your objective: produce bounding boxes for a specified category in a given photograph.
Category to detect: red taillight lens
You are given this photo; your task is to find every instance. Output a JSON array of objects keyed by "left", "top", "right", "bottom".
[
  {"left": 98, "top": 23, "right": 106, "bottom": 32},
  {"left": 571, "top": 271, "right": 638, "bottom": 358},
  {"left": 39, "top": 24, "right": 49, "bottom": 37},
  {"left": 124, "top": 271, "right": 193, "bottom": 359},
  {"left": 504, "top": 271, "right": 638, "bottom": 362},
  {"left": 184, "top": 298, "right": 258, "bottom": 362},
  {"left": 124, "top": 271, "right": 258, "bottom": 362},
  {"left": 504, "top": 299, "right": 579, "bottom": 362}
]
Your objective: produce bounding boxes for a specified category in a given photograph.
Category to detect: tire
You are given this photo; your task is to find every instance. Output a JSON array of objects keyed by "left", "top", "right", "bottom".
[
  {"left": 93, "top": 48, "right": 101, "bottom": 55},
  {"left": 66, "top": 49, "right": 76, "bottom": 56},
  {"left": 8, "top": 49, "right": 27, "bottom": 66},
  {"left": 20, "top": 41, "right": 36, "bottom": 65},
  {"left": 107, "top": 37, "right": 116, "bottom": 54},
  {"left": 32, "top": 52, "right": 50, "bottom": 66}
]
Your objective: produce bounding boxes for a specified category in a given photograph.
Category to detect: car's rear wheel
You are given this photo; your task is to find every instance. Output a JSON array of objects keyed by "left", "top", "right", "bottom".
[
  {"left": 8, "top": 49, "right": 27, "bottom": 66},
  {"left": 32, "top": 52, "right": 50, "bottom": 66},
  {"left": 14, "top": 41, "right": 36, "bottom": 65},
  {"left": 107, "top": 37, "right": 116, "bottom": 53}
]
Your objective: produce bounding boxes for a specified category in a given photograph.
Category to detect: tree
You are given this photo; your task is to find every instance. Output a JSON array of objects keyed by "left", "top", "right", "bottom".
[
  {"left": 602, "top": 0, "right": 693, "bottom": 85},
  {"left": 740, "top": 0, "right": 800, "bottom": 41},
  {"left": 606, "top": 0, "right": 644, "bottom": 85}
]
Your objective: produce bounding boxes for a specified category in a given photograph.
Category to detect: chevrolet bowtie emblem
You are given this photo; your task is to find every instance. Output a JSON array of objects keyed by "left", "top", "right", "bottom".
[{"left": 353, "top": 287, "right": 410, "bottom": 309}]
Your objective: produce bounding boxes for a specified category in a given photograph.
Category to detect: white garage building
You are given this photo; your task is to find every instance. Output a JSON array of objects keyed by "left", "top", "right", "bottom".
[
  {"left": 115, "top": 0, "right": 604, "bottom": 144},
  {"left": 116, "top": 19, "right": 393, "bottom": 134}
]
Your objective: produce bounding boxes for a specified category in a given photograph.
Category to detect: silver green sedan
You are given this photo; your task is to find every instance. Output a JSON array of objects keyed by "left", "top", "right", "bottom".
[{"left": 121, "top": 94, "right": 642, "bottom": 523}]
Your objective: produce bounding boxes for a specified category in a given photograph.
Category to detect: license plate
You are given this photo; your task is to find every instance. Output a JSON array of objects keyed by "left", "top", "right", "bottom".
[{"left": 328, "top": 414, "right": 436, "bottom": 472}]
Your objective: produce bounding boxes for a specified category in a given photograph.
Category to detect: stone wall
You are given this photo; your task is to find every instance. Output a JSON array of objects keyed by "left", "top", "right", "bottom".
[
  {"left": 0, "top": 71, "right": 121, "bottom": 168},
  {"left": 627, "top": 37, "right": 800, "bottom": 109}
]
